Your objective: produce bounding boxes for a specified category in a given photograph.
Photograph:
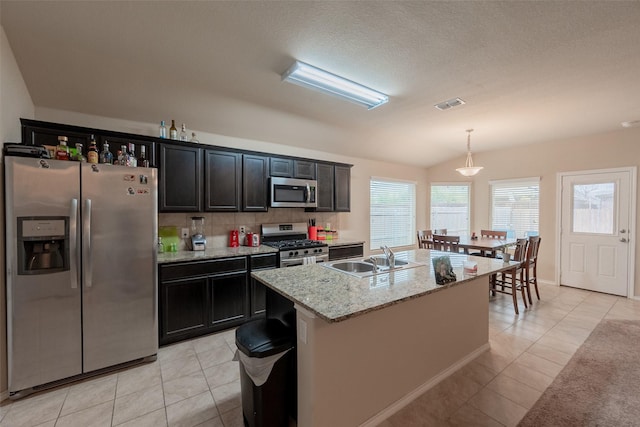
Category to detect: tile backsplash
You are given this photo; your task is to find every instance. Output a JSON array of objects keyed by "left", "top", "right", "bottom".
[{"left": 159, "top": 209, "right": 343, "bottom": 250}]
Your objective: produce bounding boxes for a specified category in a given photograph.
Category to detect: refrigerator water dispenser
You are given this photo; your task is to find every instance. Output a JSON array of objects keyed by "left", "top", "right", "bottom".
[{"left": 18, "top": 217, "right": 69, "bottom": 275}]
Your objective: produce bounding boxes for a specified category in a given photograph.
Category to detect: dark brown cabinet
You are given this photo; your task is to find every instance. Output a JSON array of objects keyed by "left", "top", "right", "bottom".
[
  {"left": 158, "top": 144, "right": 202, "bottom": 212},
  {"left": 249, "top": 253, "right": 278, "bottom": 317},
  {"left": 328, "top": 243, "right": 364, "bottom": 261},
  {"left": 334, "top": 165, "right": 352, "bottom": 212},
  {"left": 269, "top": 157, "right": 294, "bottom": 178},
  {"left": 294, "top": 160, "right": 316, "bottom": 180},
  {"left": 22, "top": 122, "right": 92, "bottom": 148},
  {"left": 242, "top": 154, "right": 269, "bottom": 211},
  {"left": 205, "top": 149, "right": 242, "bottom": 211},
  {"left": 159, "top": 257, "right": 249, "bottom": 345},
  {"left": 315, "top": 163, "right": 335, "bottom": 212}
]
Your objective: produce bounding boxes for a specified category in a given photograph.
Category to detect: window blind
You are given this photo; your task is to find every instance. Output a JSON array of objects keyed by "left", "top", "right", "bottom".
[
  {"left": 370, "top": 178, "right": 416, "bottom": 249},
  {"left": 490, "top": 178, "right": 540, "bottom": 238},
  {"left": 430, "top": 184, "right": 470, "bottom": 236}
]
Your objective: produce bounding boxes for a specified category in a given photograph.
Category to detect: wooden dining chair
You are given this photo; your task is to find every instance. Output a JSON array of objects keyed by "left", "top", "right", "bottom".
[
  {"left": 434, "top": 228, "right": 447, "bottom": 235},
  {"left": 432, "top": 234, "right": 460, "bottom": 253},
  {"left": 417, "top": 229, "right": 433, "bottom": 249},
  {"left": 471, "top": 229, "right": 508, "bottom": 257},
  {"left": 490, "top": 238, "right": 529, "bottom": 314},
  {"left": 524, "top": 236, "right": 542, "bottom": 302}
]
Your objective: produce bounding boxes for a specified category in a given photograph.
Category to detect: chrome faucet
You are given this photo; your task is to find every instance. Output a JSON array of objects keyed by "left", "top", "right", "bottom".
[
  {"left": 381, "top": 245, "right": 395, "bottom": 269},
  {"left": 368, "top": 256, "right": 379, "bottom": 271}
]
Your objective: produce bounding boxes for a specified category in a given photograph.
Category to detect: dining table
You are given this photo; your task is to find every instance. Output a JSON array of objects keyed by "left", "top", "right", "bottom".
[{"left": 428, "top": 235, "right": 518, "bottom": 257}]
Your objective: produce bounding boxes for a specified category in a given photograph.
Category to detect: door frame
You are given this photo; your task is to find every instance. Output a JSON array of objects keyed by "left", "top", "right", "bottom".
[{"left": 555, "top": 166, "right": 637, "bottom": 298}]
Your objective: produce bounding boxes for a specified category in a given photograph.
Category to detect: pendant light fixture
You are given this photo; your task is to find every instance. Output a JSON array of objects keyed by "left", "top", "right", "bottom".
[{"left": 456, "top": 129, "right": 483, "bottom": 177}]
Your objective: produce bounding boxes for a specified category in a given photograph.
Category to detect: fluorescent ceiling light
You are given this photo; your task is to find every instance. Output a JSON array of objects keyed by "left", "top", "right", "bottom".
[{"left": 282, "top": 61, "right": 389, "bottom": 110}]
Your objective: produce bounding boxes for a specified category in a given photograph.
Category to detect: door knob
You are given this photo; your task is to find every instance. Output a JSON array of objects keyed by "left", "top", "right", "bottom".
[
  {"left": 620, "top": 238, "right": 628, "bottom": 243},
  {"left": 620, "top": 229, "right": 627, "bottom": 233}
]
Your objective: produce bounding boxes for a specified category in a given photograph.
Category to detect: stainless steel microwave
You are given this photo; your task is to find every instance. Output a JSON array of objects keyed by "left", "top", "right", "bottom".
[{"left": 270, "top": 177, "right": 317, "bottom": 208}]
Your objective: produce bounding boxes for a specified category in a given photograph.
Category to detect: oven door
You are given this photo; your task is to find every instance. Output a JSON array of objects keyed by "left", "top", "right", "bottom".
[{"left": 281, "top": 254, "right": 328, "bottom": 268}]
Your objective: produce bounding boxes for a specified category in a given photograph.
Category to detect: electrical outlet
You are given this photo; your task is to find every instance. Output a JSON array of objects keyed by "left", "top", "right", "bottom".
[
  {"left": 239, "top": 226, "right": 246, "bottom": 234},
  {"left": 181, "top": 228, "right": 189, "bottom": 238}
]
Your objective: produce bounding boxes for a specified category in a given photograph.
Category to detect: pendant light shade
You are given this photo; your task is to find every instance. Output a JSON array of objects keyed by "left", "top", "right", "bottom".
[{"left": 456, "top": 129, "right": 483, "bottom": 177}]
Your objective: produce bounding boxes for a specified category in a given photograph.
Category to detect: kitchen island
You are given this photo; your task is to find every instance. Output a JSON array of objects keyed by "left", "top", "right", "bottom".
[{"left": 252, "top": 249, "right": 515, "bottom": 426}]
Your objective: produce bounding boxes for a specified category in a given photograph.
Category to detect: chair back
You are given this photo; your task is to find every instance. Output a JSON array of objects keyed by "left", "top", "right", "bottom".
[
  {"left": 432, "top": 234, "right": 460, "bottom": 252},
  {"left": 527, "top": 236, "right": 542, "bottom": 265},
  {"left": 512, "top": 238, "right": 529, "bottom": 263},
  {"left": 417, "top": 229, "right": 433, "bottom": 249},
  {"left": 434, "top": 228, "right": 447, "bottom": 235},
  {"left": 481, "top": 229, "right": 507, "bottom": 240}
]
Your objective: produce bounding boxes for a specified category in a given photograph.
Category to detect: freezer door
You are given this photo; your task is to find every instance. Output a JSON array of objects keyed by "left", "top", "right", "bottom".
[
  {"left": 5, "top": 157, "right": 82, "bottom": 392},
  {"left": 81, "top": 163, "right": 158, "bottom": 372}
]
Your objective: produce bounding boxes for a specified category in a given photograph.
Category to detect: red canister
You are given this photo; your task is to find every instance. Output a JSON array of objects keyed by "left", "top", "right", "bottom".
[{"left": 229, "top": 229, "right": 239, "bottom": 247}]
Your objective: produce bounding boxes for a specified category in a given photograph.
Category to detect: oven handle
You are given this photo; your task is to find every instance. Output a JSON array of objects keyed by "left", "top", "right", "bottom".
[
  {"left": 306, "top": 183, "right": 311, "bottom": 203},
  {"left": 281, "top": 254, "right": 328, "bottom": 268}
]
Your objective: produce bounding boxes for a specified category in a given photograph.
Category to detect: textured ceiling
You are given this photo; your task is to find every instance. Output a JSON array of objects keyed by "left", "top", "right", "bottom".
[{"left": 2, "top": 1, "right": 640, "bottom": 167}]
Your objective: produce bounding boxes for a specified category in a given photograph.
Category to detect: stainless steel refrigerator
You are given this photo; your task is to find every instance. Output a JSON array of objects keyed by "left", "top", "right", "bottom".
[{"left": 5, "top": 156, "right": 158, "bottom": 398}]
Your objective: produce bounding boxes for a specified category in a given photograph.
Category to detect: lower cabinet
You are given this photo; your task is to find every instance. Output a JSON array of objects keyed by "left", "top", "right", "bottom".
[
  {"left": 249, "top": 253, "right": 278, "bottom": 317},
  {"left": 159, "top": 256, "right": 249, "bottom": 345}
]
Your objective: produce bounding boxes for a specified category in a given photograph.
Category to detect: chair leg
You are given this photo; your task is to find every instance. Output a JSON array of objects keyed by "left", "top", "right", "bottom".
[
  {"left": 510, "top": 273, "right": 519, "bottom": 315},
  {"left": 533, "top": 265, "right": 540, "bottom": 300}
]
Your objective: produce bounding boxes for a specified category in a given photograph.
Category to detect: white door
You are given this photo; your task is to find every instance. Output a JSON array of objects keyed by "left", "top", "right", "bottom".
[{"left": 560, "top": 169, "right": 634, "bottom": 296}]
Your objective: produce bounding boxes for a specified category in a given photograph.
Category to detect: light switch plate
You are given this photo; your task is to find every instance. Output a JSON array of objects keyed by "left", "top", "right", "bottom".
[
  {"left": 181, "top": 228, "right": 189, "bottom": 238},
  {"left": 239, "top": 226, "right": 246, "bottom": 234}
]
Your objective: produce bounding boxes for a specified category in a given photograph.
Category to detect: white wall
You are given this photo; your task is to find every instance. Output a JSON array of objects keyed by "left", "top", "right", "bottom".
[{"left": 0, "top": 21, "right": 35, "bottom": 397}]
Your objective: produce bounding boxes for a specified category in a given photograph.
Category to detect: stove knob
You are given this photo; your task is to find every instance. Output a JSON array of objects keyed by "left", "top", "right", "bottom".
[
  {"left": 289, "top": 251, "right": 294, "bottom": 257},
  {"left": 304, "top": 250, "right": 309, "bottom": 254},
  {"left": 294, "top": 251, "right": 299, "bottom": 256}
]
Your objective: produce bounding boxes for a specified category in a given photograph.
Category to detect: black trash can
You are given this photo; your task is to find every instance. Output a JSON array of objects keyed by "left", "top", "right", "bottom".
[{"left": 236, "top": 318, "right": 296, "bottom": 427}]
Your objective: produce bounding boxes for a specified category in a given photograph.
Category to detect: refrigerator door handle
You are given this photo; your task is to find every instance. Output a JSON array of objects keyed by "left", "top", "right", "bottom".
[
  {"left": 83, "top": 199, "right": 93, "bottom": 288},
  {"left": 70, "top": 198, "right": 79, "bottom": 289}
]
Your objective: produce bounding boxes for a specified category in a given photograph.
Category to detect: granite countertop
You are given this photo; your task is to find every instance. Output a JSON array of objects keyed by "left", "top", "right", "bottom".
[
  {"left": 157, "top": 245, "right": 278, "bottom": 264},
  {"left": 252, "top": 249, "right": 518, "bottom": 323}
]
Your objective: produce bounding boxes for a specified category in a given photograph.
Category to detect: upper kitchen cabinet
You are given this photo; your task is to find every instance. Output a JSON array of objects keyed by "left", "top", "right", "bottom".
[
  {"left": 293, "top": 159, "right": 316, "bottom": 180},
  {"left": 334, "top": 165, "right": 352, "bottom": 212},
  {"left": 315, "top": 162, "right": 334, "bottom": 212},
  {"left": 242, "top": 154, "right": 269, "bottom": 211},
  {"left": 21, "top": 119, "right": 93, "bottom": 147},
  {"left": 269, "top": 157, "right": 316, "bottom": 180},
  {"left": 205, "top": 149, "right": 242, "bottom": 211},
  {"left": 158, "top": 143, "right": 203, "bottom": 212}
]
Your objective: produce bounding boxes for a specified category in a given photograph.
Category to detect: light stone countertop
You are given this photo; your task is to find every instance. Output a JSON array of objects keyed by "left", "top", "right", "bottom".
[
  {"left": 252, "top": 249, "right": 518, "bottom": 323},
  {"left": 157, "top": 245, "right": 278, "bottom": 264}
]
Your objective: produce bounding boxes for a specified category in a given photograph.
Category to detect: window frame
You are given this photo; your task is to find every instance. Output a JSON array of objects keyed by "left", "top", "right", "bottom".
[
  {"left": 489, "top": 177, "right": 540, "bottom": 238},
  {"left": 430, "top": 182, "right": 471, "bottom": 237}
]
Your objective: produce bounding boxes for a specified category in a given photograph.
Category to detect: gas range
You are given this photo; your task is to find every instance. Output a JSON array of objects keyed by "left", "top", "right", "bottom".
[{"left": 261, "top": 223, "right": 328, "bottom": 267}]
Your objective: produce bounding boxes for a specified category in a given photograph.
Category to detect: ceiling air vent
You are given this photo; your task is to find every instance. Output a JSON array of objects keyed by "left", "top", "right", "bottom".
[{"left": 434, "top": 97, "right": 466, "bottom": 111}]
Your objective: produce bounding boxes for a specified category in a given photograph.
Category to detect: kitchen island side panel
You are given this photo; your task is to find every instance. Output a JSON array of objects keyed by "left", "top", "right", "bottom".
[{"left": 296, "top": 276, "right": 489, "bottom": 427}]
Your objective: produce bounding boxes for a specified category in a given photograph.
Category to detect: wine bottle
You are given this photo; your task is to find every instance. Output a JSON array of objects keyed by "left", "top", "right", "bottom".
[
  {"left": 138, "top": 145, "right": 150, "bottom": 167},
  {"left": 180, "top": 123, "right": 188, "bottom": 141},
  {"left": 169, "top": 120, "right": 178, "bottom": 140},
  {"left": 159, "top": 120, "right": 167, "bottom": 139},
  {"left": 87, "top": 135, "right": 99, "bottom": 164},
  {"left": 100, "top": 141, "right": 113, "bottom": 164}
]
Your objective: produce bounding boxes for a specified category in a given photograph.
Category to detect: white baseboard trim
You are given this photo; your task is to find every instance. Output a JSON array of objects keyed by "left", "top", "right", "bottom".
[
  {"left": 359, "top": 342, "right": 490, "bottom": 427},
  {"left": 538, "top": 279, "right": 557, "bottom": 286}
]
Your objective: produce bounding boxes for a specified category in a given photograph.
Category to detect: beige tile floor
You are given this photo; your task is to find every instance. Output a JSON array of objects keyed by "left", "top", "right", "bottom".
[{"left": 1, "top": 282, "right": 639, "bottom": 427}]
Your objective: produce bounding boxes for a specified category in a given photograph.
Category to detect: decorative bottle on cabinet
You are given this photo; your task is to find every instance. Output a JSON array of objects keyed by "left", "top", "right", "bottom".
[
  {"left": 159, "top": 120, "right": 167, "bottom": 139},
  {"left": 169, "top": 120, "right": 178, "bottom": 140},
  {"left": 87, "top": 135, "right": 99, "bottom": 164}
]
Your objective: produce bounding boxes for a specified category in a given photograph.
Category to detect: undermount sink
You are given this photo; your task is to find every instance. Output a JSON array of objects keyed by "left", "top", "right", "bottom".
[{"left": 322, "top": 257, "right": 424, "bottom": 278}]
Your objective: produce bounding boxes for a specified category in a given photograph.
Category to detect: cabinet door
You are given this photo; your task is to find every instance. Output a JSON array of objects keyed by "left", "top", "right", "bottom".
[
  {"left": 242, "top": 154, "right": 269, "bottom": 211},
  {"left": 270, "top": 157, "right": 293, "bottom": 178},
  {"left": 22, "top": 123, "right": 92, "bottom": 148},
  {"left": 250, "top": 253, "right": 278, "bottom": 317},
  {"left": 315, "top": 163, "right": 335, "bottom": 212},
  {"left": 205, "top": 149, "right": 241, "bottom": 211},
  {"left": 334, "top": 165, "right": 352, "bottom": 212},
  {"left": 328, "top": 244, "right": 364, "bottom": 261},
  {"left": 209, "top": 272, "right": 248, "bottom": 327},
  {"left": 294, "top": 160, "right": 317, "bottom": 180},
  {"left": 159, "top": 144, "right": 202, "bottom": 212},
  {"left": 160, "top": 277, "right": 208, "bottom": 345}
]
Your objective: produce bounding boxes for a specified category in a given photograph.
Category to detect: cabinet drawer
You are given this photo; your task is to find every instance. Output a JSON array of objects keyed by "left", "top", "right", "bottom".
[
  {"left": 250, "top": 253, "right": 278, "bottom": 270},
  {"left": 160, "top": 257, "right": 247, "bottom": 281}
]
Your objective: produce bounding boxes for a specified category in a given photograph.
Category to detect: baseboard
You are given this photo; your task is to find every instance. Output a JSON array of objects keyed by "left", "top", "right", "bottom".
[
  {"left": 538, "top": 279, "right": 557, "bottom": 286},
  {"left": 1, "top": 390, "right": 8, "bottom": 402},
  {"left": 359, "top": 342, "right": 490, "bottom": 427}
]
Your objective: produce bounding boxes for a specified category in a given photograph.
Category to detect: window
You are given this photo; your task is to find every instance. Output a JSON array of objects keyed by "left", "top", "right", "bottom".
[
  {"left": 370, "top": 178, "right": 416, "bottom": 249},
  {"left": 430, "top": 184, "right": 470, "bottom": 236},
  {"left": 490, "top": 177, "right": 540, "bottom": 238}
]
